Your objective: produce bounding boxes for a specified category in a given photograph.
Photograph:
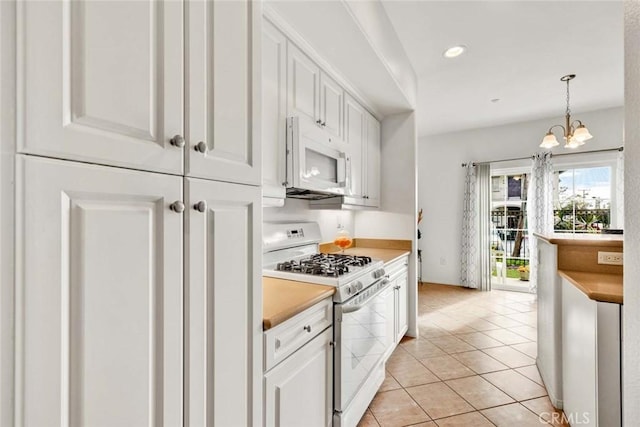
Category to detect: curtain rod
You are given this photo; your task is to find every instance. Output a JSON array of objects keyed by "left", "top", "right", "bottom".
[{"left": 460, "top": 146, "right": 623, "bottom": 167}]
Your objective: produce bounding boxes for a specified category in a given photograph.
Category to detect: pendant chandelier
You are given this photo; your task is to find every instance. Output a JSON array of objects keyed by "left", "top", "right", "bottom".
[{"left": 540, "top": 74, "right": 593, "bottom": 149}]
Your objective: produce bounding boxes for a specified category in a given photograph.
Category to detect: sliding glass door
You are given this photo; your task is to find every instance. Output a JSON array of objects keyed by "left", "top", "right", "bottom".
[{"left": 490, "top": 171, "right": 530, "bottom": 291}]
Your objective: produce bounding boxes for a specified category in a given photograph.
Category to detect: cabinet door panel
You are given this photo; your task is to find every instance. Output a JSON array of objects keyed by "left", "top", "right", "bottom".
[
  {"left": 186, "top": 178, "right": 262, "bottom": 427},
  {"left": 365, "top": 113, "right": 381, "bottom": 206},
  {"left": 187, "top": 0, "right": 261, "bottom": 185},
  {"left": 396, "top": 273, "right": 409, "bottom": 343},
  {"left": 18, "top": 0, "right": 183, "bottom": 174},
  {"left": 16, "top": 155, "right": 183, "bottom": 427},
  {"left": 262, "top": 19, "right": 287, "bottom": 200},
  {"left": 264, "top": 328, "right": 333, "bottom": 427},
  {"left": 344, "top": 94, "right": 365, "bottom": 197},
  {"left": 287, "top": 42, "right": 320, "bottom": 123},
  {"left": 320, "top": 72, "right": 343, "bottom": 140}
]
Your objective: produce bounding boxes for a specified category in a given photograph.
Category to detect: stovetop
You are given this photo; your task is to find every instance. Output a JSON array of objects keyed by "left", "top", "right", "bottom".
[{"left": 275, "top": 254, "right": 374, "bottom": 277}]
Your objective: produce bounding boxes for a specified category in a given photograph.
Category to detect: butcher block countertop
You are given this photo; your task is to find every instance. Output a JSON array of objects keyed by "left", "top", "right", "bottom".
[
  {"left": 534, "top": 232, "right": 623, "bottom": 247},
  {"left": 263, "top": 277, "right": 335, "bottom": 330},
  {"left": 558, "top": 270, "right": 623, "bottom": 304}
]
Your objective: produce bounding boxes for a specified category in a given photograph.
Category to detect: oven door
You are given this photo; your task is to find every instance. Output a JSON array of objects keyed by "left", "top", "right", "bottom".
[
  {"left": 287, "top": 116, "right": 349, "bottom": 195},
  {"left": 334, "top": 278, "right": 392, "bottom": 412}
]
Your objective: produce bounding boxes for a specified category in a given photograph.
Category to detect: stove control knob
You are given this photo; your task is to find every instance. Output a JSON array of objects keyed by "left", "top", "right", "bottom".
[
  {"left": 355, "top": 281, "right": 363, "bottom": 291},
  {"left": 373, "top": 269, "right": 386, "bottom": 279},
  {"left": 346, "top": 285, "right": 353, "bottom": 295}
]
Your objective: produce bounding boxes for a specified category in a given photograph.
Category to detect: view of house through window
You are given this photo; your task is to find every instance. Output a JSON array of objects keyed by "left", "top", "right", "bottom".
[
  {"left": 553, "top": 166, "right": 612, "bottom": 233},
  {"left": 490, "top": 172, "right": 530, "bottom": 291}
]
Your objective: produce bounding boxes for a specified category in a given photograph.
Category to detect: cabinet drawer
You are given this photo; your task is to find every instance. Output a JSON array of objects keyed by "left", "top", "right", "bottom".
[
  {"left": 264, "top": 298, "right": 333, "bottom": 371},
  {"left": 386, "top": 255, "right": 409, "bottom": 280}
]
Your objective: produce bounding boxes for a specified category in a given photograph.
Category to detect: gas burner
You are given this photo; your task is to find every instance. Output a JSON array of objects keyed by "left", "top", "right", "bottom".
[
  {"left": 274, "top": 253, "right": 372, "bottom": 277},
  {"left": 309, "top": 253, "right": 373, "bottom": 267}
]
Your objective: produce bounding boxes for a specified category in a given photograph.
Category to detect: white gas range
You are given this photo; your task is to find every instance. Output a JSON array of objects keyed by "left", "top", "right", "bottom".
[{"left": 263, "top": 222, "right": 393, "bottom": 427}]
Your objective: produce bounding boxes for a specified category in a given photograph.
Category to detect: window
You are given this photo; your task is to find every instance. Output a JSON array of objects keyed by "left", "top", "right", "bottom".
[{"left": 553, "top": 165, "right": 613, "bottom": 233}]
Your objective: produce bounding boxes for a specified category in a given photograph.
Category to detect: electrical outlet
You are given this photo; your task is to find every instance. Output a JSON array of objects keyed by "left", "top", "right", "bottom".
[{"left": 597, "top": 251, "right": 623, "bottom": 266}]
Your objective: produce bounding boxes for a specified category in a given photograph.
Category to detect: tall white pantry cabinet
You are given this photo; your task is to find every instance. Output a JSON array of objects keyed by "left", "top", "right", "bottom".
[{"left": 6, "top": 1, "right": 263, "bottom": 426}]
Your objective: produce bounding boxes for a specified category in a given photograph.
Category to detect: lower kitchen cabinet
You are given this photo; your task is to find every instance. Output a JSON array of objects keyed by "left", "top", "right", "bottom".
[
  {"left": 16, "top": 155, "right": 184, "bottom": 426},
  {"left": 185, "top": 177, "right": 262, "bottom": 427},
  {"left": 15, "top": 155, "right": 263, "bottom": 427},
  {"left": 562, "top": 277, "right": 621, "bottom": 427},
  {"left": 383, "top": 256, "right": 409, "bottom": 359},
  {"left": 264, "top": 300, "right": 333, "bottom": 427}
]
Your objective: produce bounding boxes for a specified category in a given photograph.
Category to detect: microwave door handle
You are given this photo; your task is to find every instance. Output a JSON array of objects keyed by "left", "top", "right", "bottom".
[{"left": 337, "top": 153, "right": 348, "bottom": 187}]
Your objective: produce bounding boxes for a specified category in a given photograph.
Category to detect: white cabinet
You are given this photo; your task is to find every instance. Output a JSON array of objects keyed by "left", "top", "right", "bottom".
[
  {"left": 395, "top": 272, "right": 409, "bottom": 343},
  {"left": 186, "top": 0, "right": 261, "bottom": 185},
  {"left": 185, "top": 177, "right": 262, "bottom": 427},
  {"left": 17, "top": 0, "right": 184, "bottom": 174},
  {"left": 18, "top": 0, "right": 262, "bottom": 185},
  {"left": 363, "top": 112, "right": 381, "bottom": 207},
  {"left": 344, "top": 94, "right": 381, "bottom": 205},
  {"left": 344, "top": 94, "right": 366, "bottom": 198},
  {"left": 15, "top": 155, "right": 184, "bottom": 427},
  {"left": 319, "top": 72, "right": 344, "bottom": 140},
  {"left": 562, "top": 278, "right": 621, "bottom": 427},
  {"left": 264, "top": 299, "right": 333, "bottom": 427},
  {"left": 287, "top": 42, "right": 320, "bottom": 125},
  {"left": 262, "top": 19, "right": 287, "bottom": 204},
  {"left": 383, "top": 256, "right": 409, "bottom": 359}
]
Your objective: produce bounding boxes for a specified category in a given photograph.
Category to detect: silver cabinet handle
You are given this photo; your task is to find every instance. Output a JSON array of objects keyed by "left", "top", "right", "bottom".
[
  {"left": 315, "top": 119, "right": 322, "bottom": 125},
  {"left": 321, "top": 121, "right": 326, "bottom": 127},
  {"left": 170, "top": 135, "right": 185, "bottom": 148},
  {"left": 394, "top": 285, "right": 401, "bottom": 290},
  {"left": 194, "top": 141, "right": 208, "bottom": 153},
  {"left": 169, "top": 201, "right": 185, "bottom": 213},
  {"left": 194, "top": 201, "right": 207, "bottom": 212},
  {"left": 303, "top": 325, "right": 312, "bottom": 333}
]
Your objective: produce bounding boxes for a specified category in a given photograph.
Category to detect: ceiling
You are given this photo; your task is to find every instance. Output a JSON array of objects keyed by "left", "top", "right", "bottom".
[{"left": 381, "top": 1, "right": 624, "bottom": 137}]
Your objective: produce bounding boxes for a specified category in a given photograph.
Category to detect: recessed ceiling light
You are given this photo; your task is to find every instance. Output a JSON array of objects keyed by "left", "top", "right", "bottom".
[
  {"left": 443, "top": 45, "right": 466, "bottom": 58},
  {"left": 491, "top": 98, "right": 500, "bottom": 103}
]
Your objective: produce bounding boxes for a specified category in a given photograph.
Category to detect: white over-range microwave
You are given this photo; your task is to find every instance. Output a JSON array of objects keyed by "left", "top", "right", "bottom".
[{"left": 285, "top": 116, "right": 351, "bottom": 199}]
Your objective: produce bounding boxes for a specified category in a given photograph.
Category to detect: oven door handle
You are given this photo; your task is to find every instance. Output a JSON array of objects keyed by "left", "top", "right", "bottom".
[{"left": 341, "top": 279, "right": 392, "bottom": 314}]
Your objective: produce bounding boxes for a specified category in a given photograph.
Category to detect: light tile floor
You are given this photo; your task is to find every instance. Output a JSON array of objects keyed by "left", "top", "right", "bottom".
[{"left": 357, "top": 283, "right": 568, "bottom": 427}]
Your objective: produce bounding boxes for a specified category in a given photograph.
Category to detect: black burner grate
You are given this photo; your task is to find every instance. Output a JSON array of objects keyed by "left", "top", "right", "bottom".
[{"left": 275, "top": 254, "right": 373, "bottom": 277}]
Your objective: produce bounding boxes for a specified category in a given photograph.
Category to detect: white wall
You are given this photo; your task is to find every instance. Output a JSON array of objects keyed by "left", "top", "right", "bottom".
[
  {"left": 624, "top": 2, "right": 640, "bottom": 423},
  {"left": 0, "top": 1, "right": 15, "bottom": 425},
  {"left": 263, "top": 199, "right": 356, "bottom": 244},
  {"left": 418, "top": 107, "right": 623, "bottom": 285},
  {"left": 357, "top": 112, "right": 418, "bottom": 336}
]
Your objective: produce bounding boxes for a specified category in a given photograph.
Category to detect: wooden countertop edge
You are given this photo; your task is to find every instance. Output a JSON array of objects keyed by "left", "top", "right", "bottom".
[
  {"left": 558, "top": 270, "right": 623, "bottom": 304},
  {"left": 263, "top": 287, "right": 335, "bottom": 330},
  {"left": 319, "top": 238, "right": 412, "bottom": 253},
  {"left": 533, "top": 232, "right": 623, "bottom": 247}
]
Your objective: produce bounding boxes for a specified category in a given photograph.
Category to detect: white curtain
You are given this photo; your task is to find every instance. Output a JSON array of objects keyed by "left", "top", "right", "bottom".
[
  {"left": 527, "top": 152, "right": 554, "bottom": 293},
  {"left": 461, "top": 163, "right": 491, "bottom": 291}
]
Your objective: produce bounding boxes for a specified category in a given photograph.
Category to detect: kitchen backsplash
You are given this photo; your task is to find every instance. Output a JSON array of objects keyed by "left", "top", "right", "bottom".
[{"left": 263, "top": 198, "right": 355, "bottom": 242}]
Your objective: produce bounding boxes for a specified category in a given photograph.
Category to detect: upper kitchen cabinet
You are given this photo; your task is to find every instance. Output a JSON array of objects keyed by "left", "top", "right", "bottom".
[
  {"left": 17, "top": 0, "right": 184, "bottom": 174},
  {"left": 262, "top": 19, "right": 287, "bottom": 205},
  {"left": 319, "top": 72, "right": 344, "bottom": 140},
  {"left": 287, "top": 42, "right": 320, "bottom": 125},
  {"left": 16, "top": 155, "right": 183, "bottom": 426},
  {"left": 186, "top": 0, "right": 261, "bottom": 185},
  {"left": 364, "top": 111, "right": 381, "bottom": 207},
  {"left": 344, "top": 93, "right": 366, "bottom": 198}
]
